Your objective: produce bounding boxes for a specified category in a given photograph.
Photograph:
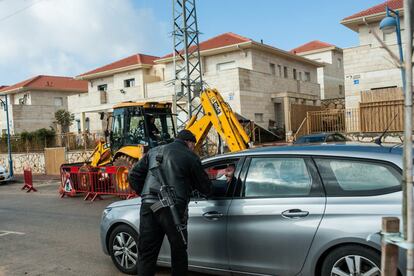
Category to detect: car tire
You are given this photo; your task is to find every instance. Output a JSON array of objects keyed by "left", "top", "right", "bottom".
[
  {"left": 321, "top": 245, "right": 381, "bottom": 276},
  {"left": 108, "top": 224, "right": 139, "bottom": 275}
]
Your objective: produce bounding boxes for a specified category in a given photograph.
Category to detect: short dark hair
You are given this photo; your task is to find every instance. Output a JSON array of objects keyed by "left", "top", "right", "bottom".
[{"left": 176, "top": 129, "right": 196, "bottom": 143}]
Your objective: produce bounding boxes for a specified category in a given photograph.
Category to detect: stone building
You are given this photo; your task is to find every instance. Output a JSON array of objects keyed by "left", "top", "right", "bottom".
[
  {"left": 0, "top": 75, "right": 87, "bottom": 134},
  {"left": 70, "top": 32, "right": 321, "bottom": 134},
  {"left": 291, "top": 41, "right": 344, "bottom": 100},
  {"left": 341, "top": 0, "right": 404, "bottom": 109}
]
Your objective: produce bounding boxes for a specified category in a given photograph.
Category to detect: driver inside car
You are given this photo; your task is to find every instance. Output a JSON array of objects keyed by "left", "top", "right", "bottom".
[{"left": 225, "top": 164, "right": 236, "bottom": 186}]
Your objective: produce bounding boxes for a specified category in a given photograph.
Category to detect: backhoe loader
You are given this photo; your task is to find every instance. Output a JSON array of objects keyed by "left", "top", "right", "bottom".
[{"left": 63, "top": 88, "right": 250, "bottom": 192}]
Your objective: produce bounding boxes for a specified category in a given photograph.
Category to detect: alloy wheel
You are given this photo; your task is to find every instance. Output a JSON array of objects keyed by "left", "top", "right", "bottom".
[
  {"left": 331, "top": 255, "right": 380, "bottom": 276},
  {"left": 112, "top": 231, "right": 138, "bottom": 270}
]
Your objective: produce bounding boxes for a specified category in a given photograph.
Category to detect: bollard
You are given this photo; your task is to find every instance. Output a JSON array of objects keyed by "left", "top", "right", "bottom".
[
  {"left": 21, "top": 167, "right": 37, "bottom": 193},
  {"left": 381, "top": 217, "right": 400, "bottom": 276}
]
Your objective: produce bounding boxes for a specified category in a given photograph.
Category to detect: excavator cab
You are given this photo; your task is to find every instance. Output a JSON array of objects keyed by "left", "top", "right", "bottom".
[
  {"left": 109, "top": 102, "right": 176, "bottom": 166},
  {"left": 110, "top": 103, "right": 175, "bottom": 152}
]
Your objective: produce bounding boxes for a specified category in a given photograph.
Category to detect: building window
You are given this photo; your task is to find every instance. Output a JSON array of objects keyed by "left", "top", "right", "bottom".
[
  {"left": 54, "top": 97, "right": 63, "bottom": 107},
  {"left": 18, "top": 94, "right": 29, "bottom": 105},
  {"left": 283, "top": 66, "right": 288, "bottom": 78},
  {"left": 339, "top": 85, "right": 343, "bottom": 95},
  {"left": 76, "top": 119, "right": 81, "bottom": 133},
  {"left": 97, "top": 84, "right": 107, "bottom": 91},
  {"left": 254, "top": 113, "right": 264, "bottom": 123},
  {"left": 299, "top": 72, "right": 302, "bottom": 81},
  {"left": 337, "top": 58, "right": 342, "bottom": 68},
  {"left": 85, "top": 117, "right": 90, "bottom": 132},
  {"left": 278, "top": 65, "right": 282, "bottom": 77},
  {"left": 124, "top": 78, "right": 135, "bottom": 87},
  {"left": 305, "top": 72, "right": 311, "bottom": 81},
  {"left": 217, "top": 61, "right": 236, "bottom": 71},
  {"left": 270, "top": 63, "right": 276, "bottom": 75},
  {"left": 293, "top": 69, "right": 297, "bottom": 80}
]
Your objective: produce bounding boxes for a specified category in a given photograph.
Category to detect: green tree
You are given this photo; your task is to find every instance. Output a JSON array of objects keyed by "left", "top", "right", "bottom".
[{"left": 54, "top": 109, "right": 74, "bottom": 133}]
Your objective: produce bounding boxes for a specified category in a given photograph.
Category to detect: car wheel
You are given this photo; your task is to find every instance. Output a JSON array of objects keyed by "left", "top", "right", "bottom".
[
  {"left": 321, "top": 245, "right": 380, "bottom": 276},
  {"left": 108, "top": 224, "right": 139, "bottom": 275}
]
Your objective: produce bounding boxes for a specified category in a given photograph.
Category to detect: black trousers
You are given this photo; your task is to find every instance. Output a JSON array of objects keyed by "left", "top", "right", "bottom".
[{"left": 137, "top": 202, "right": 188, "bottom": 276}]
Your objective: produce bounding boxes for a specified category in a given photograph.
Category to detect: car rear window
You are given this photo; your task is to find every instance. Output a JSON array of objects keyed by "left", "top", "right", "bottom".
[
  {"left": 296, "top": 136, "right": 325, "bottom": 144},
  {"left": 314, "top": 158, "right": 401, "bottom": 196}
]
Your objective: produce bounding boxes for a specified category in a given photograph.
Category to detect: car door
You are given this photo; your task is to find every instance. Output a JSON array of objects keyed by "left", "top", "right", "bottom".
[
  {"left": 158, "top": 157, "right": 243, "bottom": 271},
  {"left": 227, "top": 155, "right": 326, "bottom": 276}
]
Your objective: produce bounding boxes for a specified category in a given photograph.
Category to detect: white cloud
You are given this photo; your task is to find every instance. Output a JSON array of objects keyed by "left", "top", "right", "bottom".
[{"left": 0, "top": 0, "right": 170, "bottom": 84}]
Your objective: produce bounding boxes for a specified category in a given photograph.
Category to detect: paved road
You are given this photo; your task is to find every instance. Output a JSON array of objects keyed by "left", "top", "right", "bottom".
[{"left": 0, "top": 180, "right": 206, "bottom": 276}]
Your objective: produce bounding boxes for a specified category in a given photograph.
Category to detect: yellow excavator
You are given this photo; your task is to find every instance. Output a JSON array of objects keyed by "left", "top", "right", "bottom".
[
  {"left": 63, "top": 88, "right": 250, "bottom": 193},
  {"left": 90, "top": 88, "right": 250, "bottom": 170}
]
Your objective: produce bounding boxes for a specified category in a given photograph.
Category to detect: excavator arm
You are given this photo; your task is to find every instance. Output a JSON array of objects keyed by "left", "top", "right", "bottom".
[{"left": 186, "top": 88, "right": 250, "bottom": 152}]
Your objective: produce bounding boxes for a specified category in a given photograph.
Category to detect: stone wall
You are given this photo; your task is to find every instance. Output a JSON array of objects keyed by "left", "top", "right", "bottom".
[
  {"left": 321, "top": 97, "right": 345, "bottom": 110},
  {"left": 0, "top": 150, "right": 94, "bottom": 174},
  {"left": 0, "top": 152, "right": 45, "bottom": 174}
]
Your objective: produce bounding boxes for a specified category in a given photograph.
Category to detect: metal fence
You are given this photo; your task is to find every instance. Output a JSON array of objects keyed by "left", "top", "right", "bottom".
[{"left": 60, "top": 164, "right": 137, "bottom": 201}]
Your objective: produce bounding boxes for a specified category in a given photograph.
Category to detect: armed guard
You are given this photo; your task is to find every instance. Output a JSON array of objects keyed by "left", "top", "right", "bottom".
[{"left": 128, "top": 129, "right": 211, "bottom": 276}]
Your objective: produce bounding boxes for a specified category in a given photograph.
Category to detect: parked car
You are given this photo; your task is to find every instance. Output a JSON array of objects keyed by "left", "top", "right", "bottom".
[
  {"left": 294, "top": 132, "right": 349, "bottom": 144},
  {"left": 100, "top": 143, "right": 407, "bottom": 275},
  {"left": 0, "top": 165, "right": 12, "bottom": 182}
]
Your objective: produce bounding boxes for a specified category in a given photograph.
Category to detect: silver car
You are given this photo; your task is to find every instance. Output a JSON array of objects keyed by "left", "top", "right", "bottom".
[{"left": 100, "top": 143, "right": 407, "bottom": 275}]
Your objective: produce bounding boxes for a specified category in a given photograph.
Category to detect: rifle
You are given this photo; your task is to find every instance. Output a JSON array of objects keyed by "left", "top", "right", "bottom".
[{"left": 149, "top": 149, "right": 187, "bottom": 245}]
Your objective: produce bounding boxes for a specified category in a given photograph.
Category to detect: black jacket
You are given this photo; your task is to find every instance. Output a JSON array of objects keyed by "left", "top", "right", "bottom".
[{"left": 128, "top": 139, "right": 211, "bottom": 206}]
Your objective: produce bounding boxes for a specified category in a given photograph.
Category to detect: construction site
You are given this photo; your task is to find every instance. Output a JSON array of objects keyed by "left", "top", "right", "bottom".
[{"left": 0, "top": 0, "right": 413, "bottom": 275}]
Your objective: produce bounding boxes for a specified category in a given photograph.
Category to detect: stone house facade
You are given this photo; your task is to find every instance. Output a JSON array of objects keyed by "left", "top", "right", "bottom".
[
  {"left": 341, "top": 0, "right": 404, "bottom": 109},
  {"left": 69, "top": 33, "right": 321, "bottom": 134},
  {"left": 0, "top": 75, "right": 87, "bottom": 134},
  {"left": 292, "top": 41, "right": 345, "bottom": 100}
]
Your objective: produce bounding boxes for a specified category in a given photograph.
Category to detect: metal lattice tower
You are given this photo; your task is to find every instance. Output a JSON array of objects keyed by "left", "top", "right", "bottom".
[{"left": 172, "top": 0, "right": 203, "bottom": 128}]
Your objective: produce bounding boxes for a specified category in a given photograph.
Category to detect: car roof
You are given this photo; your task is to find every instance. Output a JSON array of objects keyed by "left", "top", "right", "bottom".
[{"left": 203, "top": 143, "right": 404, "bottom": 168}]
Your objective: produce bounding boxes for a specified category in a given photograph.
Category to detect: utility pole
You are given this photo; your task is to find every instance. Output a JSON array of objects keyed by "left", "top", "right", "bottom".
[
  {"left": 172, "top": 0, "right": 203, "bottom": 128},
  {"left": 403, "top": 1, "right": 413, "bottom": 275},
  {"left": 5, "top": 95, "right": 13, "bottom": 178}
]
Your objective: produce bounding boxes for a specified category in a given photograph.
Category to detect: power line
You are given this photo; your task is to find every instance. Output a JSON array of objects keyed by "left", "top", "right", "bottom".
[{"left": 0, "top": 0, "right": 44, "bottom": 23}]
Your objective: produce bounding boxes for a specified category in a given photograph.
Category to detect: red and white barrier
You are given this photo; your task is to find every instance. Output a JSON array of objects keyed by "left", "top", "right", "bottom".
[
  {"left": 59, "top": 165, "right": 137, "bottom": 202},
  {"left": 21, "top": 167, "right": 37, "bottom": 193}
]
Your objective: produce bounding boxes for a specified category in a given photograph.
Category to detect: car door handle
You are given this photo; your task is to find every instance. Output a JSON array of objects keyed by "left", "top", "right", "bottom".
[
  {"left": 281, "top": 209, "right": 309, "bottom": 219},
  {"left": 203, "top": 211, "right": 224, "bottom": 220}
]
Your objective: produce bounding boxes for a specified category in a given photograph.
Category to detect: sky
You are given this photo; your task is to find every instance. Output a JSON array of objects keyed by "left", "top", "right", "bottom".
[{"left": 0, "top": 0, "right": 384, "bottom": 85}]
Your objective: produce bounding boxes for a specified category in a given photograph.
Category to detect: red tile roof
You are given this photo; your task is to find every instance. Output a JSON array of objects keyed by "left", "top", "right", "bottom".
[
  {"left": 78, "top": 53, "right": 159, "bottom": 77},
  {"left": 291, "top": 40, "right": 335, "bottom": 54},
  {"left": 0, "top": 75, "right": 87, "bottom": 94},
  {"left": 343, "top": 0, "right": 403, "bottom": 21},
  {"left": 159, "top": 32, "right": 252, "bottom": 59}
]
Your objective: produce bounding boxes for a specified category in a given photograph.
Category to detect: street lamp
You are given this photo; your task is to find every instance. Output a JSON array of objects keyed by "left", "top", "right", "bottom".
[
  {"left": 379, "top": 6, "right": 405, "bottom": 89},
  {"left": 380, "top": 4, "right": 414, "bottom": 276},
  {"left": 0, "top": 95, "right": 13, "bottom": 178}
]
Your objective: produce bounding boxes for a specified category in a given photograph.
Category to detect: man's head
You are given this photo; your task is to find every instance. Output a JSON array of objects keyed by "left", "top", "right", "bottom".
[
  {"left": 225, "top": 164, "right": 236, "bottom": 183},
  {"left": 176, "top": 130, "right": 197, "bottom": 151},
  {"left": 148, "top": 115, "right": 155, "bottom": 123}
]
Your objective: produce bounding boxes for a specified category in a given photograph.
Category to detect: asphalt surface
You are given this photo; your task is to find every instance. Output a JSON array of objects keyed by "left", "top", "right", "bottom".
[{"left": 0, "top": 178, "right": 206, "bottom": 276}]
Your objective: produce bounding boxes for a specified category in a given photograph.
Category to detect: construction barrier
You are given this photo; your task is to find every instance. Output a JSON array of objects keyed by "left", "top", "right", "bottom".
[
  {"left": 59, "top": 164, "right": 137, "bottom": 202},
  {"left": 21, "top": 167, "right": 37, "bottom": 193}
]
